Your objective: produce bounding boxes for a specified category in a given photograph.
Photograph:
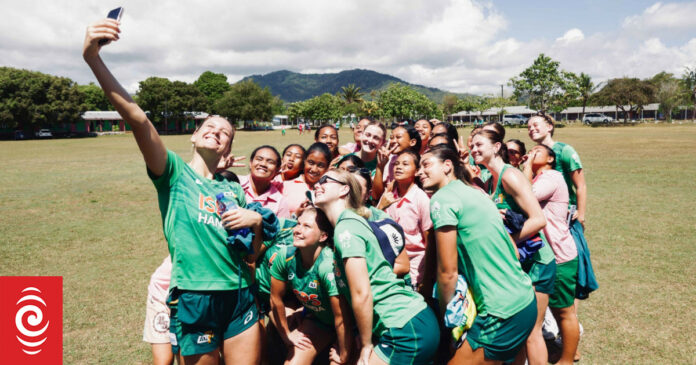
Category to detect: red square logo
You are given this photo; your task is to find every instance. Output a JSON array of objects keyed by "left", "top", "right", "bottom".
[{"left": 0, "top": 276, "right": 63, "bottom": 365}]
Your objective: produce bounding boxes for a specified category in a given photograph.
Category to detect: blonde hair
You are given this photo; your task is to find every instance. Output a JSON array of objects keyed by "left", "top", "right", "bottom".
[{"left": 330, "top": 169, "right": 371, "bottom": 219}]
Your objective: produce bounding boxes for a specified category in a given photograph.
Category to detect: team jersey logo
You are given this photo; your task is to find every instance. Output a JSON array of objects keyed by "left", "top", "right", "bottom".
[
  {"left": 339, "top": 230, "right": 352, "bottom": 249},
  {"left": 196, "top": 331, "right": 214, "bottom": 344},
  {"left": 431, "top": 201, "right": 441, "bottom": 219},
  {"left": 308, "top": 280, "right": 318, "bottom": 289}
]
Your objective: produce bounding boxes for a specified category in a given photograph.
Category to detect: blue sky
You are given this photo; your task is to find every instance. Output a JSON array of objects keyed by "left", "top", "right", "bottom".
[{"left": 1, "top": 0, "right": 695, "bottom": 95}]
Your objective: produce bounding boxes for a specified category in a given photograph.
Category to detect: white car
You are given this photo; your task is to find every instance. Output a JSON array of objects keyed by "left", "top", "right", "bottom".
[
  {"left": 583, "top": 113, "right": 614, "bottom": 124},
  {"left": 35, "top": 129, "right": 53, "bottom": 138},
  {"left": 502, "top": 114, "right": 528, "bottom": 126}
]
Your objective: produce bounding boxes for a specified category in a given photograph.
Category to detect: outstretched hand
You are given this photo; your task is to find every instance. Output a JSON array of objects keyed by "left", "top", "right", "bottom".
[
  {"left": 377, "top": 144, "right": 398, "bottom": 169},
  {"left": 216, "top": 154, "right": 246, "bottom": 172},
  {"left": 83, "top": 19, "right": 120, "bottom": 60}
]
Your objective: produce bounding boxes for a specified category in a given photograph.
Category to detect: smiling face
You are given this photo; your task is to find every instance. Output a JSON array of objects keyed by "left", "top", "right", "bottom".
[
  {"left": 470, "top": 134, "right": 499, "bottom": 165},
  {"left": 527, "top": 116, "right": 553, "bottom": 142},
  {"left": 190, "top": 117, "right": 234, "bottom": 156},
  {"left": 393, "top": 153, "right": 417, "bottom": 183},
  {"left": 313, "top": 171, "right": 348, "bottom": 205},
  {"left": 317, "top": 127, "right": 338, "bottom": 154},
  {"left": 417, "top": 153, "right": 449, "bottom": 190},
  {"left": 354, "top": 118, "right": 370, "bottom": 144},
  {"left": 249, "top": 147, "right": 279, "bottom": 181},
  {"left": 390, "top": 127, "right": 416, "bottom": 154},
  {"left": 292, "top": 210, "right": 326, "bottom": 249},
  {"left": 360, "top": 125, "right": 385, "bottom": 154},
  {"left": 303, "top": 151, "right": 329, "bottom": 186},
  {"left": 529, "top": 145, "right": 554, "bottom": 170},
  {"left": 414, "top": 120, "right": 432, "bottom": 144},
  {"left": 282, "top": 145, "right": 305, "bottom": 176}
]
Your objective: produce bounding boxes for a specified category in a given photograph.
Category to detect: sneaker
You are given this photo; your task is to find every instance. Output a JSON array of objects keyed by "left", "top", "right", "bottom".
[{"left": 542, "top": 308, "right": 559, "bottom": 340}]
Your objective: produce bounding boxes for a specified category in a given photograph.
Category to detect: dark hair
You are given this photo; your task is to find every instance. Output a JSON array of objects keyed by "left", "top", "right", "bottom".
[
  {"left": 296, "top": 206, "right": 334, "bottom": 247},
  {"left": 250, "top": 145, "right": 281, "bottom": 166},
  {"left": 358, "top": 116, "right": 376, "bottom": 123},
  {"left": 415, "top": 118, "right": 434, "bottom": 129},
  {"left": 537, "top": 144, "right": 556, "bottom": 169},
  {"left": 305, "top": 142, "right": 332, "bottom": 164},
  {"left": 506, "top": 139, "right": 526, "bottom": 156},
  {"left": 424, "top": 145, "right": 471, "bottom": 184},
  {"left": 283, "top": 143, "right": 306, "bottom": 157},
  {"left": 473, "top": 129, "right": 509, "bottom": 163},
  {"left": 433, "top": 122, "right": 459, "bottom": 142},
  {"left": 314, "top": 124, "right": 338, "bottom": 140},
  {"left": 218, "top": 170, "right": 239, "bottom": 183},
  {"left": 533, "top": 112, "right": 555, "bottom": 136},
  {"left": 337, "top": 154, "right": 365, "bottom": 169},
  {"left": 428, "top": 132, "right": 457, "bottom": 151},
  {"left": 483, "top": 121, "right": 506, "bottom": 140},
  {"left": 394, "top": 126, "right": 422, "bottom": 154}
]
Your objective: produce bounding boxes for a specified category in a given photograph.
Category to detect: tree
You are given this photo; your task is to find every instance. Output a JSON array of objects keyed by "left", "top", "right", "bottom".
[
  {"left": 136, "top": 77, "right": 207, "bottom": 130},
  {"left": 214, "top": 80, "right": 275, "bottom": 124},
  {"left": 193, "top": 71, "right": 230, "bottom": 111},
  {"left": 594, "top": 78, "right": 655, "bottom": 122},
  {"left": 78, "top": 82, "right": 111, "bottom": 111},
  {"left": 0, "top": 67, "right": 83, "bottom": 132},
  {"left": 509, "top": 54, "right": 571, "bottom": 112},
  {"left": 682, "top": 66, "right": 696, "bottom": 121},
  {"left": 441, "top": 94, "right": 459, "bottom": 117},
  {"left": 650, "top": 73, "right": 683, "bottom": 123},
  {"left": 377, "top": 83, "right": 438, "bottom": 121},
  {"left": 303, "top": 93, "right": 343, "bottom": 123},
  {"left": 359, "top": 100, "right": 381, "bottom": 118},
  {"left": 573, "top": 73, "right": 600, "bottom": 121},
  {"left": 340, "top": 84, "right": 364, "bottom": 104}
]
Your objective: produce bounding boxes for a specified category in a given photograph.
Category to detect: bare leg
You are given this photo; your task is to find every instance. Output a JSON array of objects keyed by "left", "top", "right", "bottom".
[
  {"left": 152, "top": 343, "right": 174, "bottom": 365},
  {"left": 574, "top": 299, "right": 581, "bottom": 361},
  {"left": 182, "top": 349, "right": 219, "bottom": 365},
  {"left": 285, "top": 319, "right": 334, "bottom": 365},
  {"left": 551, "top": 306, "right": 579, "bottom": 365},
  {"left": 448, "top": 339, "right": 501, "bottom": 365},
  {"left": 222, "top": 322, "right": 262, "bottom": 365},
  {"left": 515, "top": 291, "right": 548, "bottom": 365}
]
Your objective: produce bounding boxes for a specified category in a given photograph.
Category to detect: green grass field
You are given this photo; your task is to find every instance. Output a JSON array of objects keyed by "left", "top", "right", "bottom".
[{"left": 1, "top": 124, "right": 695, "bottom": 364}]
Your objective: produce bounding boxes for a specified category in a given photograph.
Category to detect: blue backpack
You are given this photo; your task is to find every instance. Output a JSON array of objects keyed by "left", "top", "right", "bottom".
[{"left": 344, "top": 217, "right": 405, "bottom": 267}]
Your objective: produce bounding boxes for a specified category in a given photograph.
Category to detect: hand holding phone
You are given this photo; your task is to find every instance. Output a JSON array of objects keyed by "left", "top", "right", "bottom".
[{"left": 98, "top": 7, "right": 124, "bottom": 46}]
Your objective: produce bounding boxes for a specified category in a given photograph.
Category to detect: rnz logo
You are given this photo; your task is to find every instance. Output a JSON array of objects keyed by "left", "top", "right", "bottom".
[{"left": 15, "top": 287, "right": 50, "bottom": 355}]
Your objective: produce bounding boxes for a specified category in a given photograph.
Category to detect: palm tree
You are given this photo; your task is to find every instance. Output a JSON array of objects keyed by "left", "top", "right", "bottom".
[
  {"left": 341, "top": 84, "right": 364, "bottom": 105},
  {"left": 577, "top": 73, "right": 601, "bottom": 122}
]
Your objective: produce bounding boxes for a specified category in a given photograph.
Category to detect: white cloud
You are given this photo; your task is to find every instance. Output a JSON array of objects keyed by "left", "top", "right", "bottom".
[{"left": 0, "top": 0, "right": 695, "bottom": 97}]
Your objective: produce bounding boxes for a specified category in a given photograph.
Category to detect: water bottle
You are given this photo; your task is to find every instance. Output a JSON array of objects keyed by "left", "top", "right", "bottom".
[{"left": 216, "top": 193, "right": 250, "bottom": 238}]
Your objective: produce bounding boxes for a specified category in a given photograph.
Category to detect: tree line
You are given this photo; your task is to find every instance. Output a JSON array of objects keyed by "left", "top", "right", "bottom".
[{"left": 2, "top": 56, "right": 695, "bottom": 133}]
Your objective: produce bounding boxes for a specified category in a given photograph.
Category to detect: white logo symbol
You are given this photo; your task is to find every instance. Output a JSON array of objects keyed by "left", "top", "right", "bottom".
[
  {"left": 431, "top": 202, "right": 441, "bottom": 219},
  {"left": 195, "top": 179, "right": 203, "bottom": 185},
  {"left": 339, "top": 230, "right": 352, "bottom": 248},
  {"left": 15, "top": 287, "right": 49, "bottom": 355},
  {"left": 288, "top": 273, "right": 295, "bottom": 280},
  {"left": 243, "top": 310, "right": 254, "bottom": 325},
  {"left": 196, "top": 333, "right": 212, "bottom": 344},
  {"left": 309, "top": 282, "right": 317, "bottom": 289}
]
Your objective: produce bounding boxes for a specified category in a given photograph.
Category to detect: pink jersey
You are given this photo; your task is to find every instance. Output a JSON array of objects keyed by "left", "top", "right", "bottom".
[
  {"left": 532, "top": 169, "right": 577, "bottom": 263},
  {"left": 385, "top": 184, "right": 433, "bottom": 285},
  {"left": 239, "top": 174, "right": 290, "bottom": 218},
  {"left": 147, "top": 256, "right": 172, "bottom": 304},
  {"left": 340, "top": 142, "right": 360, "bottom": 154},
  {"left": 281, "top": 176, "right": 312, "bottom": 217}
]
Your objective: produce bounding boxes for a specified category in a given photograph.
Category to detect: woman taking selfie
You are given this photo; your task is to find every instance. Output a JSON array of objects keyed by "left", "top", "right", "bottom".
[{"left": 83, "top": 19, "right": 272, "bottom": 364}]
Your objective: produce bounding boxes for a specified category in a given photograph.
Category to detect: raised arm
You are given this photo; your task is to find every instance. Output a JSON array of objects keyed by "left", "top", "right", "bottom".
[{"left": 82, "top": 19, "right": 167, "bottom": 176}]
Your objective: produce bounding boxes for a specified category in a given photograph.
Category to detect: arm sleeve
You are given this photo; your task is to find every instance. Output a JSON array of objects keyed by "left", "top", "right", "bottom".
[
  {"left": 334, "top": 220, "right": 368, "bottom": 259},
  {"left": 147, "top": 150, "right": 181, "bottom": 189},
  {"left": 269, "top": 246, "right": 288, "bottom": 281},
  {"left": 430, "top": 195, "right": 459, "bottom": 229},
  {"left": 561, "top": 145, "right": 583, "bottom": 172},
  {"left": 419, "top": 192, "right": 434, "bottom": 231},
  {"left": 320, "top": 261, "right": 340, "bottom": 297},
  {"left": 532, "top": 173, "right": 555, "bottom": 202}
]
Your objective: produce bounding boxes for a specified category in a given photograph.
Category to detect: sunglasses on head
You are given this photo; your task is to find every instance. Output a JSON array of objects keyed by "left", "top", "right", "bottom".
[
  {"left": 317, "top": 175, "right": 346, "bottom": 186},
  {"left": 346, "top": 166, "right": 370, "bottom": 175}
]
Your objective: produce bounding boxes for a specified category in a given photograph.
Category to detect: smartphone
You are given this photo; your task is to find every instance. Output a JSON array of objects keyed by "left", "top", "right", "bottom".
[{"left": 99, "top": 7, "right": 124, "bottom": 45}]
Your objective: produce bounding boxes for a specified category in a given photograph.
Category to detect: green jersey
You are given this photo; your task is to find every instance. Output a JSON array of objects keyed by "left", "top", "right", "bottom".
[
  {"left": 270, "top": 246, "right": 339, "bottom": 326},
  {"left": 489, "top": 165, "right": 555, "bottom": 265},
  {"left": 368, "top": 206, "right": 391, "bottom": 221},
  {"left": 256, "top": 218, "right": 297, "bottom": 297},
  {"left": 551, "top": 142, "right": 583, "bottom": 205},
  {"left": 430, "top": 179, "right": 534, "bottom": 319},
  {"left": 332, "top": 209, "right": 426, "bottom": 336},
  {"left": 149, "top": 150, "right": 250, "bottom": 291}
]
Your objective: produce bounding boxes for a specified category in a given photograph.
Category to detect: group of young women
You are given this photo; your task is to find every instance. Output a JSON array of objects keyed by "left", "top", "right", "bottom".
[{"left": 85, "top": 17, "right": 597, "bottom": 365}]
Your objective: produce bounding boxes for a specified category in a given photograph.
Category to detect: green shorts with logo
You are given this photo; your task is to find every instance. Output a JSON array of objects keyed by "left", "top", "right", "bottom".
[
  {"left": 167, "top": 287, "right": 259, "bottom": 356},
  {"left": 374, "top": 307, "right": 440, "bottom": 365},
  {"left": 522, "top": 258, "right": 557, "bottom": 295},
  {"left": 549, "top": 258, "right": 578, "bottom": 308},
  {"left": 466, "top": 297, "right": 537, "bottom": 362}
]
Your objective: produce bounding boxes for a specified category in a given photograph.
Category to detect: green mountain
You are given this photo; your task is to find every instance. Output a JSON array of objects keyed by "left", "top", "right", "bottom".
[{"left": 240, "top": 69, "right": 470, "bottom": 103}]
